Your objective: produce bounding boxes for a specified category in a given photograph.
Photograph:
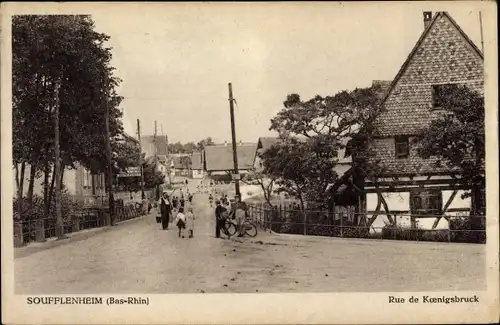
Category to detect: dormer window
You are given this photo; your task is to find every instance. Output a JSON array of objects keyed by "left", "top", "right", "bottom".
[{"left": 395, "top": 135, "right": 409, "bottom": 159}]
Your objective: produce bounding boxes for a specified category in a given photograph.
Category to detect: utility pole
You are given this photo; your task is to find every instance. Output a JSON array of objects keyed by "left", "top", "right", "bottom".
[
  {"left": 54, "top": 78, "right": 64, "bottom": 239},
  {"left": 104, "top": 75, "right": 115, "bottom": 226},
  {"left": 228, "top": 83, "right": 241, "bottom": 198},
  {"left": 154, "top": 121, "right": 159, "bottom": 200},
  {"left": 479, "top": 11, "right": 484, "bottom": 54},
  {"left": 137, "top": 119, "right": 145, "bottom": 199}
]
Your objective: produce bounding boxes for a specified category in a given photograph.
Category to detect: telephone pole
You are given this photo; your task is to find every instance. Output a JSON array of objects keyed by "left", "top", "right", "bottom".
[
  {"left": 54, "top": 78, "right": 64, "bottom": 239},
  {"left": 154, "top": 120, "right": 159, "bottom": 200},
  {"left": 479, "top": 11, "right": 484, "bottom": 53},
  {"left": 228, "top": 83, "right": 241, "bottom": 198},
  {"left": 105, "top": 75, "right": 115, "bottom": 226},
  {"left": 137, "top": 119, "right": 145, "bottom": 199}
]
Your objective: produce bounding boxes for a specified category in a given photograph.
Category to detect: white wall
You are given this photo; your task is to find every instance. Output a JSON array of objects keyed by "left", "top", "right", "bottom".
[
  {"left": 367, "top": 189, "right": 472, "bottom": 231},
  {"left": 192, "top": 169, "right": 204, "bottom": 179},
  {"left": 13, "top": 164, "right": 77, "bottom": 198}
]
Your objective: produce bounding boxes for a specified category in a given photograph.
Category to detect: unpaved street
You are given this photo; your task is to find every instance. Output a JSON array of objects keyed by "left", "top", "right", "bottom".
[{"left": 15, "top": 191, "right": 485, "bottom": 294}]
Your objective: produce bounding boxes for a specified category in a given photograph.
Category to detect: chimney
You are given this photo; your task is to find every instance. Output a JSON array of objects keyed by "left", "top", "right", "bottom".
[{"left": 423, "top": 11, "right": 432, "bottom": 29}]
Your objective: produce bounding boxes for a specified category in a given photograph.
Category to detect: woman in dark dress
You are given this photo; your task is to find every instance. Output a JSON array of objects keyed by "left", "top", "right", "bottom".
[{"left": 158, "top": 191, "right": 172, "bottom": 230}]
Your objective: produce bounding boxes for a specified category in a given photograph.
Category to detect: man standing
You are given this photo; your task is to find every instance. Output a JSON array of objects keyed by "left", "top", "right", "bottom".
[
  {"left": 158, "top": 191, "right": 171, "bottom": 230},
  {"left": 214, "top": 200, "right": 227, "bottom": 239},
  {"left": 233, "top": 195, "right": 248, "bottom": 237}
]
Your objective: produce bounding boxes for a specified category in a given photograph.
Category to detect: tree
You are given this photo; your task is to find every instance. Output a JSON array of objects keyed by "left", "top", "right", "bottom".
[
  {"left": 241, "top": 169, "right": 276, "bottom": 207},
  {"left": 183, "top": 142, "right": 197, "bottom": 153},
  {"left": 261, "top": 138, "right": 337, "bottom": 209},
  {"left": 414, "top": 84, "right": 485, "bottom": 216},
  {"left": 267, "top": 85, "right": 384, "bottom": 207},
  {"left": 168, "top": 142, "right": 185, "bottom": 154},
  {"left": 12, "top": 15, "right": 123, "bottom": 219},
  {"left": 197, "top": 137, "right": 214, "bottom": 151}
]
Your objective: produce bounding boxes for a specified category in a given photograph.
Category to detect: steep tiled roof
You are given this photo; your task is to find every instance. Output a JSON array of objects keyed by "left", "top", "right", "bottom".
[
  {"left": 205, "top": 143, "right": 257, "bottom": 172},
  {"left": 370, "top": 11, "right": 484, "bottom": 176},
  {"left": 378, "top": 11, "right": 483, "bottom": 114},
  {"left": 191, "top": 152, "right": 203, "bottom": 170}
]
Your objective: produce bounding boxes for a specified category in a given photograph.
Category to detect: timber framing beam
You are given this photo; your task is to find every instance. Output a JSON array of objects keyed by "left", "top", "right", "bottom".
[
  {"left": 365, "top": 179, "right": 461, "bottom": 188},
  {"left": 364, "top": 185, "right": 466, "bottom": 193}
]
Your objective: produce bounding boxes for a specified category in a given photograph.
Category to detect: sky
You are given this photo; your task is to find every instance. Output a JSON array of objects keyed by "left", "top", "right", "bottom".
[{"left": 91, "top": 3, "right": 484, "bottom": 144}]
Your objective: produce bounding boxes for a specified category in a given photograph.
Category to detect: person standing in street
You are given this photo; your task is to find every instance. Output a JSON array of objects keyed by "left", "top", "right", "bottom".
[
  {"left": 234, "top": 195, "right": 248, "bottom": 237},
  {"left": 141, "top": 195, "right": 149, "bottom": 215},
  {"left": 175, "top": 207, "right": 187, "bottom": 238},
  {"left": 214, "top": 200, "right": 227, "bottom": 239},
  {"left": 186, "top": 207, "right": 195, "bottom": 238},
  {"left": 180, "top": 195, "right": 185, "bottom": 209},
  {"left": 158, "top": 191, "right": 172, "bottom": 230}
]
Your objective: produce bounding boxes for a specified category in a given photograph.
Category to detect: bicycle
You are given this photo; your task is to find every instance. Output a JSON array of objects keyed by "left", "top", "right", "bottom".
[{"left": 223, "top": 217, "right": 258, "bottom": 238}]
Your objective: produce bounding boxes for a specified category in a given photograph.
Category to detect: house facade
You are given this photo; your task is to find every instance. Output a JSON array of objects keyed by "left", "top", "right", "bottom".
[
  {"left": 204, "top": 142, "right": 257, "bottom": 182},
  {"left": 170, "top": 156, "right": 191, "bottom": 177},
  {"left": 365, "top": 11, "right": 484, "bottom": 227},
  {"left": 140, "top": 135, "right": 168, "bottom": 159},
  {"left": 191, "top": 152, "right": 204, "bottom": 179}
]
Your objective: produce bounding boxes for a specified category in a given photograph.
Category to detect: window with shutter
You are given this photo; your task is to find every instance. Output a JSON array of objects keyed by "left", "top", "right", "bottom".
[
  {"left": 394, "top": 136, "right": 410, "bottom": 159},
  {"left": 410, "top": 190, "right": 442, "bottom": 216}
]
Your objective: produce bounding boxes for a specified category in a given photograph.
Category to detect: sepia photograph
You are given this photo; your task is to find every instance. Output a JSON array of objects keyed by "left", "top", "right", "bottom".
[{"left": 1, "top": 1, "right": 498, "bottom": 324}]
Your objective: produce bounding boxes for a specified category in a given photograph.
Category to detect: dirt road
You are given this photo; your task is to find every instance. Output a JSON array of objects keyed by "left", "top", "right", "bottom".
[{"left": 15, "top": 187, "right": 485, "bottom": 294}]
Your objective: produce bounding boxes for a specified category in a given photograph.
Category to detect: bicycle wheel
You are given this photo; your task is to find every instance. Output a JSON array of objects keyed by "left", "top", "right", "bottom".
[
  {"left": 225, "top": 221, "right": 237, "bottom": 236},
  {"left": 245, "top": 222, "right": 258, "bottom": 237}
]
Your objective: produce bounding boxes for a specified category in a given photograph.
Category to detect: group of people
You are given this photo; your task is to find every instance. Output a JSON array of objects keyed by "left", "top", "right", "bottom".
[
  {"left": 214, "top": 194, "right": 248, "bottom": 239},
  {"left": 157, "top": 190, "right": 195, "bottom": 238}
]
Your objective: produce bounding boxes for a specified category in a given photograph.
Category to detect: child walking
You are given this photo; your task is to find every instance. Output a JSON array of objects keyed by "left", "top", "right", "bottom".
[
  {"left": 175, "top": 207, "right": 187, "bottom": 238},
  {"left": 185, "top": 207, "right": 195, "bottom": 238}
]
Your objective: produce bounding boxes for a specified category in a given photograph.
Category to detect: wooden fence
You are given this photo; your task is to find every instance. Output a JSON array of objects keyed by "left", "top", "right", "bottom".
[
  {"left": 13, "top": 203, "right": 145, "bottom": 248},
  {"left": 247, "top": 203, "right": 486, "bottom": 244}
]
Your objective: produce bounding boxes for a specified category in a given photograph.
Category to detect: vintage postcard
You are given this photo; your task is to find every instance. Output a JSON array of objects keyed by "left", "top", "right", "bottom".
[{"left": 1, "top": 1, "right": 498, "bottom": 324}]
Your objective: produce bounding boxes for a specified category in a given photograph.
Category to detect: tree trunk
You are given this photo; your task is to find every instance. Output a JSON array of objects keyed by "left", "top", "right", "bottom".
[
  {"left": 60, "top": 165, "right": 65, "bottom": 190},
  {"left": 19, "top": 161, "right": 26, "bottom": 200},
  {"left": 43, "top": 162, "right": 50, "bottom": 218},
  {"left": 27, "top": 163, "right": 37, "bottom": 206},
  {"left": 15, "top": 164, "right": 21, "bottom": 215},
  {"left": 47, "top": 165, "right": 56, "bottom": 216},
  {"left": 15, "top": 164, "right": 20, "bottom": 195}
]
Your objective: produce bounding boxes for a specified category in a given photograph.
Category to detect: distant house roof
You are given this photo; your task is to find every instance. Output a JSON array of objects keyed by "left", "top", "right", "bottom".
[
  {"left": 191, "top": 152, "right": 203, "bottom": 170},
  {"left": 204, "top": 143, "right": 257, "bottom": 172},
  {"left": 257, "top": 137, "right": 279, "bottom": 152},
  {"left": 173, "top": 156, "right": 190, "bottom": 169}
]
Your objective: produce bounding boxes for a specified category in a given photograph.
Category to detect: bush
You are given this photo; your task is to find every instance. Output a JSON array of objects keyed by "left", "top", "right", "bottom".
[
  {"left": 382, "top": 224, "right": 425, "bottom": 241},
  {"left": 449, "top": 216, "right": 486, "bottom": 244}
]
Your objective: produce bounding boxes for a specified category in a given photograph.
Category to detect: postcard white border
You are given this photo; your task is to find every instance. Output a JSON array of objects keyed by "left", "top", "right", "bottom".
[{"left": 1, "top": 2, "right": 498, "bottom": 324}]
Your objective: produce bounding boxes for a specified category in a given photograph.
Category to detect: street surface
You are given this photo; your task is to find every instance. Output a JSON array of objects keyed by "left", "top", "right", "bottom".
[{"left": 15, "top": 182, "right": 485, "bottom": 294}]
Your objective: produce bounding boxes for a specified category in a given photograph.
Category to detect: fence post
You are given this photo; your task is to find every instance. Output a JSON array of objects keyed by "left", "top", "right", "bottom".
[
  {"left": 35, "top": 219, "right": 45, "bottom": 242},
  {"left": 303, "top": 210, "right": 307, "bottom": 236},
  {"left": 340, "top": 213, "right": 343, "bottom": 237},
  {"left": 14, "top": 222, "right": 24, "bottom": 247}
]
